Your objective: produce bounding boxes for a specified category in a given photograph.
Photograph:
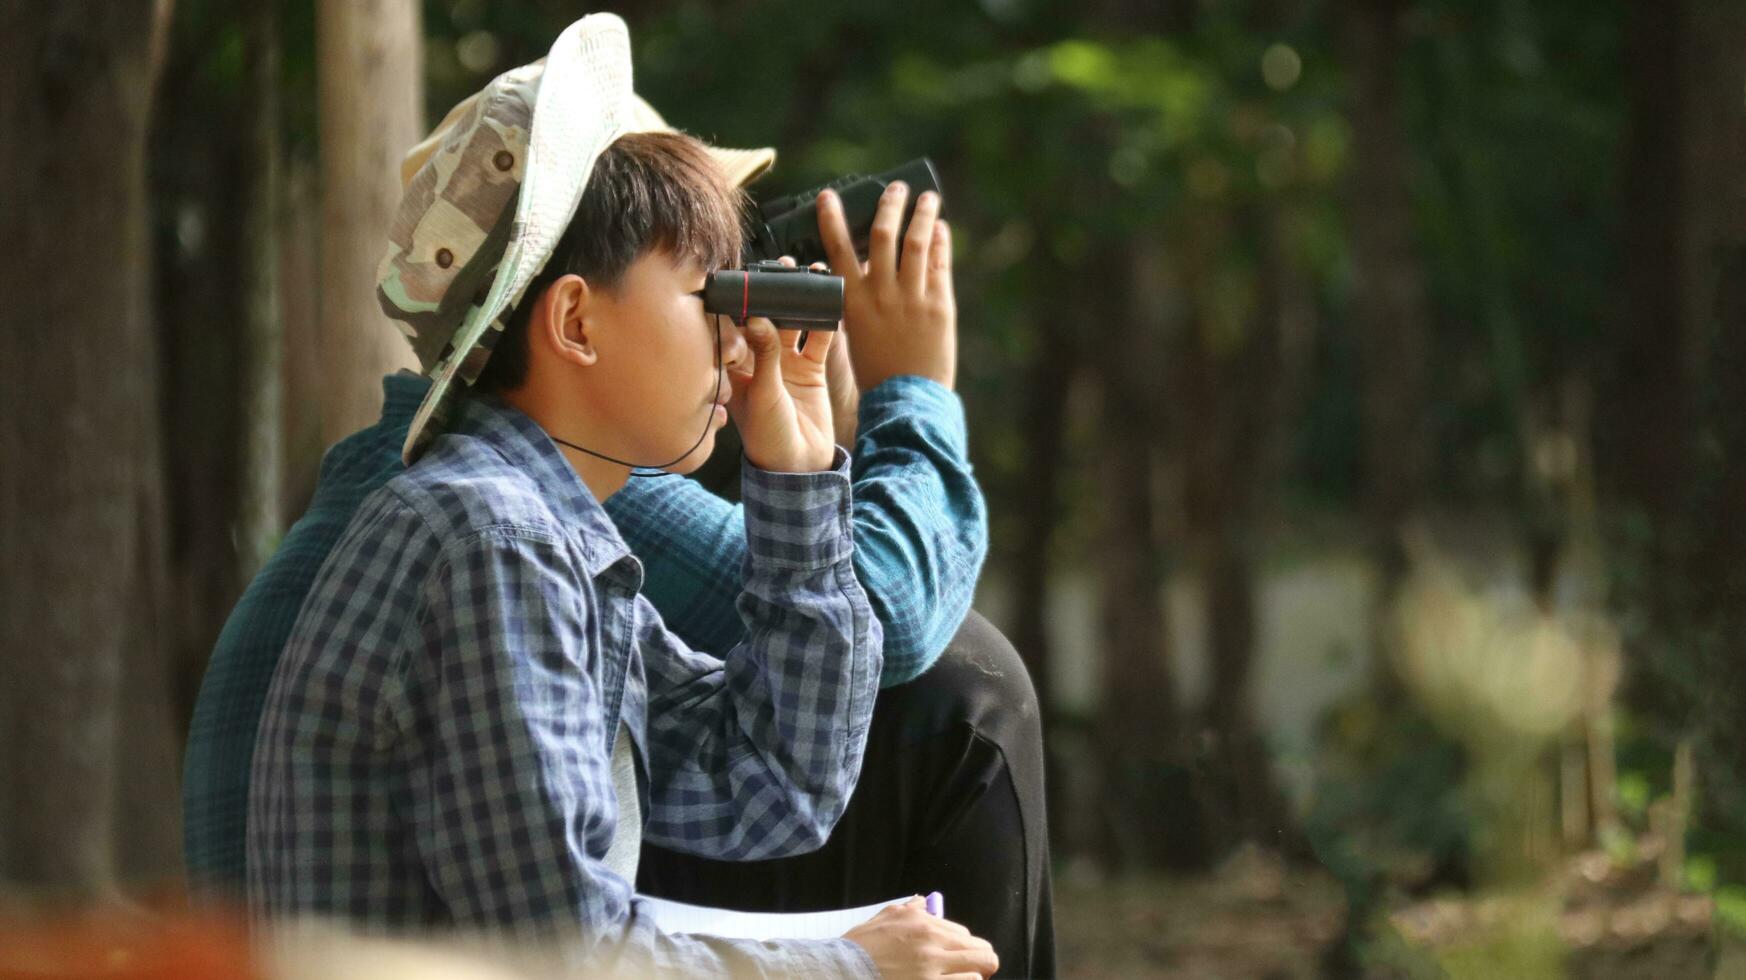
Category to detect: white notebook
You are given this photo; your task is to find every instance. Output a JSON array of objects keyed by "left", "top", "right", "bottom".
[{"left": 637, "top": 894, "right": 908, "bottom": 941}]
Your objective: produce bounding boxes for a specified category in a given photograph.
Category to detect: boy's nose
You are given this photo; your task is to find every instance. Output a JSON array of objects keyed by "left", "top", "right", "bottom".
[{"left": 719, "top": 317, "right": 751, "bottom": 372}]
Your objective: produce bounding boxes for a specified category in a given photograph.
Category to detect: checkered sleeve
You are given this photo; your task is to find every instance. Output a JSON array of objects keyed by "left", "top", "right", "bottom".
[
  {"left": 409, "top": 527, "right": 873, "bottom": 976},
  {"left": 603, "top": 475, "right": 744, "bottom": 655},
  {"left": 638, "top": 450, "right": 883, "bottom": 860},
  {"left": 608, "top": 375, "right": 984, "bottom": 688}
]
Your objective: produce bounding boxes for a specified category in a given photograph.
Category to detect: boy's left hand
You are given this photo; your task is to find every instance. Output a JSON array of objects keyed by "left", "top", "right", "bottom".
[{"left": 727, "top": 257, "right": 838, "bottom": 473}]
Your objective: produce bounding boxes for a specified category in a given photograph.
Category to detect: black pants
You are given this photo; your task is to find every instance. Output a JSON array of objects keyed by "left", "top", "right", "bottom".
[{"left": 638, "top": 612, "right": 1056, "bottom": 978}]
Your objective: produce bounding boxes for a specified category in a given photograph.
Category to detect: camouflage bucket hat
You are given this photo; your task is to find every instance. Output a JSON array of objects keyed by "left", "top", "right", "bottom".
[{"left": 377, "top": 12, "right": 776, "bottom": 464}]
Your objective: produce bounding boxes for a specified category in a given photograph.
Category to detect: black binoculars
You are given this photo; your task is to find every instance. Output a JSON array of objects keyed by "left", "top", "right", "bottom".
[
  {"left": 698, "top": 158, "right": 944, "bottom": 330},
  {"left": 698, "top": 260, "right": 843, "bottom": 331},
  {"left": 747, "top": 158, "right": 943, "bottom": 267}
]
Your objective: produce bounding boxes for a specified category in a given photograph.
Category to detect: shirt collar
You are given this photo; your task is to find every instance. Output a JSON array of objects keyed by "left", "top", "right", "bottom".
[
  {"left": 451, "top": 392, "right": 636, "bottom": 580},
  {"left": 382, "top": 370, "right": 431, "bottom": 424}
]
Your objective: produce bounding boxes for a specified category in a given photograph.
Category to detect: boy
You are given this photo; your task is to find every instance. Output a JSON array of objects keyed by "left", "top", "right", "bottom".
[{"left": 247, "top": 15, "right": 996, "bottom": 977}]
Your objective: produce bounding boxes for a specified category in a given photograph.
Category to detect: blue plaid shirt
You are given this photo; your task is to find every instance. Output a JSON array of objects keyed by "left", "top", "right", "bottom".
[
  {"left": 247, "top": 394, "right": 881, "bottom": 975},
  {"left": 186, "top": 372, "right": 983, "bottom": 898}
]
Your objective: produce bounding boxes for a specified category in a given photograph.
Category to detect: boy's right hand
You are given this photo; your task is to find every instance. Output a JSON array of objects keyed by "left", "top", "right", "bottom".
[
  {"left": 843, "top": 897, "right": 999, "bottom": 979},
  {"left": 817, "top": 181, "right": 957, "bottom": 392},
  {"left": 727, "top": 259, "right": 840, "bottom": 474}
]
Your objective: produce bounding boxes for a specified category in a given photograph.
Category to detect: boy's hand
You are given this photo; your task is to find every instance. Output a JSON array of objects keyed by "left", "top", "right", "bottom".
[
  {"left": 824, "top": 293, "right": 862, "bottom": 447},
  {"left": 843, "top": 897, "right": 999, "bottom": 979},
  {"left": 818, "top": 182, "right": 957, "bottom": 392},
  {"left": 727, "top": 257, "right": 838, "bottom": 473}
]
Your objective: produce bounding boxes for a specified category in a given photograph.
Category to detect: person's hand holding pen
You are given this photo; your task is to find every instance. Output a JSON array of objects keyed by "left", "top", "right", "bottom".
[{"left": 843, "top": 892, "right": 997, "bottom": 979}]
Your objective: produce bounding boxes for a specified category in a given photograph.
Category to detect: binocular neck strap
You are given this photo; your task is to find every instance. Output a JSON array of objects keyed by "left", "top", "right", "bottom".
[{"left": 545, "top": 316, "right": 726, "bottom": 477}]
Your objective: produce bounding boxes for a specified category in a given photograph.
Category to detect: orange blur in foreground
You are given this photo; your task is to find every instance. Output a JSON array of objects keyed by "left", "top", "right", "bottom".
[{"left": 0, "top": 911, "right": 257, "bottom": 980}]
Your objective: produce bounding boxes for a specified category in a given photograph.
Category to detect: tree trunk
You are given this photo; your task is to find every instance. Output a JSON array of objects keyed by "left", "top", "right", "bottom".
[
  {"left": 1090, "top": 240, "right": 1188, "bottom": 871},
  {"left": 1343, "top": 0, "right": 1432, "bottom": 594},
  {"left": 316, "top": 0, "right": 422, "bottom": 444},
  {"left": 1010, "top": 303, "right": 1074, "bottom": 723},
  {"left": 239, "top": 0, "right": 285, "bottom": 577},
  {"left": 1009, "top": 291, "right": 1077, "bottom": 854},
  {"left": 1164, "top": 208, "right": 1303, "bottom": 859},
  {"left": 1598, "top": 0, "right": 1688, "bottom": 548},
  {"left": 1607, "top": 0, "right": 1746, "bottom": 837},
  {"left": 0, "top": 0, "right": 180, "bottom": 891},
  {"left": 281, "top": 159, "right": 327, "bottom": 517},
  {"left": 153, "top": 3, "right": 247, "bottom": 742}
]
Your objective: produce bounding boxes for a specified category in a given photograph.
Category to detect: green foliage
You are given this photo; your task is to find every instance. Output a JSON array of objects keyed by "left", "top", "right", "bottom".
[
  {"left": 1717, "top": 887, "right": 1746, "bottom": 939},
  {"left": 1616, "top": 770, "right": 1652, "bottom": 821},
  {"left": 1305, "top": 693, "right": 1473, "bottom": 903}
]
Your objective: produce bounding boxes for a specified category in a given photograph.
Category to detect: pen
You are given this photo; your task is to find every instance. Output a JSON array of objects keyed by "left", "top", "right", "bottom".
[{"left": 925, "top": 891, "right": 943, "bottom": 918}]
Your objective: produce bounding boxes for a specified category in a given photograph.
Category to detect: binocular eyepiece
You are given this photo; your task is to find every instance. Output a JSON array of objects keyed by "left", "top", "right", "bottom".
[{"left": 698, "top": 158, "right": 943, "bottom": 330}]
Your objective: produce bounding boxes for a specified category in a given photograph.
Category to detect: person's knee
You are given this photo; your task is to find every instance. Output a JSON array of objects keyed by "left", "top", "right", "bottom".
[
  {"left": 881, "top": 611, "right": 1042, "bottom": 745},
  {"left": 945, "top": 611, "right": 1041, "bottom": 722}
]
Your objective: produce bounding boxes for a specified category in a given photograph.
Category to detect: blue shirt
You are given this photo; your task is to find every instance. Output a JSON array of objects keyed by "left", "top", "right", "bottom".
[
  {"left": 248, "top": 393, "right": 881, "bottom": 975},
  {"left": 614, "top": 375, "right": 986, "bottom": 685},
  {"left": 184, "top": 371, "right": 984, "bottom": 891}
]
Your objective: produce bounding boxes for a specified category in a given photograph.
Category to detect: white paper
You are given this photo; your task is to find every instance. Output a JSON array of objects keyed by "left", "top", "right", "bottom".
[{"left": 636, "top": 893, "right": 908, "bottom": 941}]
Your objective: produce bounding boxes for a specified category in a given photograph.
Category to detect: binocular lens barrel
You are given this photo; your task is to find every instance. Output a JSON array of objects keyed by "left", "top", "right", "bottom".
[{"left": 701, "top": 267, "right": 843, "bottom": 330}]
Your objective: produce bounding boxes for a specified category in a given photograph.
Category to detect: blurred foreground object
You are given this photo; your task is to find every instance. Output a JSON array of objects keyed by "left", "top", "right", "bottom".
[
  {"left": 1389, "top": 529, "right": 1622, "bottom": 884},
  {"left": 0, "top": 909, "right": 649, "bottom": 980}
]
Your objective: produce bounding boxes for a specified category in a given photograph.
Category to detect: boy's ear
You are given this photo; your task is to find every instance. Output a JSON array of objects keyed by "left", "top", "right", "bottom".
[{"left": 532, "top": 274, "right": 598, "bottom": 367}]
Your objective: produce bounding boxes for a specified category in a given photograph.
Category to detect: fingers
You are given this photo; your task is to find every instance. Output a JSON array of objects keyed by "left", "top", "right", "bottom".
[
  {"left": 774, "top": 324, "right": 828, "bottom": 364},
  {"left": 937, "top": 940, "right": 999, "bottom": 978},
  {"left": 932, "top": 917, "right": 974, "bottom": 940},
  {"left": 743, "top": 317, "right": 783, "bottom": 399},
  {"left": 796, "top": 324, "right": 833, "bottom": 364},
  {"left": 866, "top": 180, "right": 910, "bottom": 284},
  {"left": 816, "top": 190, "right": 863, "bottom": 287},
  {"left": 928, "top": 220, "right": 954, "bottom": 304},
  {"left": 900, "top": 190, "right": 940, "bottom": 294}
]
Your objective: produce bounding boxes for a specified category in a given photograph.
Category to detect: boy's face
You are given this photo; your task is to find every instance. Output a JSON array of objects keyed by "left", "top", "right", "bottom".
[{"left": 573, "top": 250, "right": 748, "bottom": 474}]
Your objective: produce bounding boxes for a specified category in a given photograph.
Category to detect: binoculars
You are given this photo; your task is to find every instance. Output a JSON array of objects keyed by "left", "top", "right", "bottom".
[
  {"left": 699, "top": 158, "right": 943, "bottom": 331},
  {"left": 747, "top": 158, "right": 943, "bottom": 267},
  {"left": 698, "top": 260, "right": 843, "bottom": 331}
]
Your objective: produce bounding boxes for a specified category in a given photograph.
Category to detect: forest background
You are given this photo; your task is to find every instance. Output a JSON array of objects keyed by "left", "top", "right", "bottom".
[{"left": 5, "top": 0, "right": 1746, "bottom": 975}]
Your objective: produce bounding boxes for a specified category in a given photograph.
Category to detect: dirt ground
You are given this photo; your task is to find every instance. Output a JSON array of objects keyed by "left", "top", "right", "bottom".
[
  {"left": 1053, "top": 846, "right": 1742, "bottom": 980},
  {"left": 1055, "top": 849, "right": 1346, "bottom": 979}
]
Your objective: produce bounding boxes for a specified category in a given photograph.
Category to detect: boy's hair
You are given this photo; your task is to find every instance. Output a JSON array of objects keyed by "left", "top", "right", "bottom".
[{"left": 472, "top": 131, "right": 746, "bottom": 394}]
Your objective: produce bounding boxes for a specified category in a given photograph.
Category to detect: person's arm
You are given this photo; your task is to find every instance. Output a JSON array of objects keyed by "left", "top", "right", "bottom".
[
  {"left": 637, "top": 452, "right": 883, "bottom": 859},
  {"left": 608, "top": 178, "right": 985, "bottom": 688},
  {"left": 608, "top": 376, "right": 984, "bottom": 687},
  {"left": 844, "top": 374, "right": 986, "bottom": 684},
  {"left": 404, "top": 526, "right": 875, "bottom": 978}
]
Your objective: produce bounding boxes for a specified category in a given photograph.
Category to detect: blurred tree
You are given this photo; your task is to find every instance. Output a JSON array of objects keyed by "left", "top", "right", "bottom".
[
  {"left": 315, "top": 0, "right": 421, "bottom": 445},
  {"left": 1165, "top": 4, "right": 1322, "bottom": 863},
  {"left": 0, "top": 0, "right": 183, "bottom": 890},
  {"left": 1342, "top": 0, "right": 1430, "bottom": 600},
  {"left": 152, "top": 0, "right": 252, "bottom": 738},
  {"left": 1603, "top": 0, "right": 1746, "bottom": 866},
  {"left": 239, "top": 0, "right": 285, "bottom": 578},
  {"left": 1092, "top": 231, "right": 1185, "bottom": 868}
]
